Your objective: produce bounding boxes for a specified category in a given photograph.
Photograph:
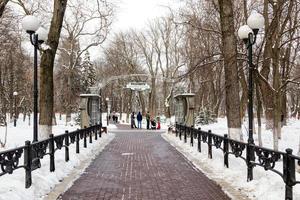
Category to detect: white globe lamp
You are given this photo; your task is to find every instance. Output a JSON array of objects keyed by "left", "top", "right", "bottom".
[
  {"left": 21, "top": 15, "right": 40, "bottom": 34},
  {"left": 247, "top": 12, "right": 265, "bottom": 33},
  {"left": 36, "top": 27, "right": 48, "bottom": 43},
  {"left": 238, "top": 25, "right": 253, "bottom": 40}
]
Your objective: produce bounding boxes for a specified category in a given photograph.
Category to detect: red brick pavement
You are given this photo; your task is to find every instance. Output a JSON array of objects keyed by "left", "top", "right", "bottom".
[{"left": 59, "top": 124, "right": 230, "bottom": 200}]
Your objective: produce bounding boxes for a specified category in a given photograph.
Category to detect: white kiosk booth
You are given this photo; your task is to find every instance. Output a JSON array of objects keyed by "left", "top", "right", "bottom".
[
  {"left": 79, "top": 87, "right": 101, "bottom": 128},
  {"left": 174, "top": 93, "right": 195, "bottom": 126}
]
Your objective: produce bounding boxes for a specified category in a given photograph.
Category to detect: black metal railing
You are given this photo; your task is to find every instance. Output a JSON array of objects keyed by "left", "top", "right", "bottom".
[
  {"left": 0, "top": 124, "right": 103, "bottom": 188},
  {"left": 175, "top": 123, "right": 300, "bottom": 200}
]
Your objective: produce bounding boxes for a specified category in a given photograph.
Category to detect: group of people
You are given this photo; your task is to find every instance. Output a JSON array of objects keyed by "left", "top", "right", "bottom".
[
  {"left": 108, "top": 111, "right": 118, "bottom": 123},
  {"left": 130, "top": 111, "right": 160, "bottom": 130}
]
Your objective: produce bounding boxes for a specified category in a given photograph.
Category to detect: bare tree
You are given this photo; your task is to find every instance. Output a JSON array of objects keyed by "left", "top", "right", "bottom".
[
  {"left": 150, "top": 16, "right": 185, "bottom": 117},
  {"left": 39, "top": 0, "right": 68, "bottom": 139},
  {"left": 55, "top": 0, "right": 113, "bottom": 122},
  {"left": 101, "top": 32, "right": 146, "bottom": 116},
  {"left": 218, "top": 0, "right": 241, "bottom": 140},
  {"left": 0, "top": 8, "right": 32, "bottom": 147},
  {"left": 132, "top": 30, "right": 160, "bottom": 116},
  {"left": 0, "top": 0, "right": 9, "bottom": 17}
]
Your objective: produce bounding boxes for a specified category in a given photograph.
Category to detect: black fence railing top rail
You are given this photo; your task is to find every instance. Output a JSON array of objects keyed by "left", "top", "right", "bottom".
[
  {"left": 177, "top": 123, "right": 297, "bottom": 157},
  {"left": 0, "top": 145, "right": 25, "bottom": 155},
  {"left": 0, "top": 145, "right": 25, "bottom": 176},
  {"left": 0, "top": 124, "right": 102, "bottom": 188}
]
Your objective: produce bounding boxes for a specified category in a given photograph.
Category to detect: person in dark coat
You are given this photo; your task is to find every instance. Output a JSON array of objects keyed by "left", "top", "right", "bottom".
[
  {"left": 137, "top": 111, "right": 143, "bottom": 129},
  {"left": 146, "top": 111, "right": 150, "bottom": 129},
  {"left": 131, "top": 112, "right": 137, "bottom": 128}
]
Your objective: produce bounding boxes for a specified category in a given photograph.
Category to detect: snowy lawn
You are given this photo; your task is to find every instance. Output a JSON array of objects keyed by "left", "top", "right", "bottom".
[
  {"left": 162, "top": 118, "right": 300, "bottom": 200},
  {"left": 0, "top": 114, "right": 80, "bottom": 149},
  {"left": 0, "top": 114, "right": 115, "bottom": 200},
  {"left": 199, "top": 118, "right": 300, "bottom": 154}
]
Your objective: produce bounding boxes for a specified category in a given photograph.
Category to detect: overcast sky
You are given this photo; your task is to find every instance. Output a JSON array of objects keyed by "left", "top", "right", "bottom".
[
  {"left": 92, "top": 0, "right": 183, "bottom": 59},
  {"left": 112, "top": 0, "right": 180, "bottom": 31}
]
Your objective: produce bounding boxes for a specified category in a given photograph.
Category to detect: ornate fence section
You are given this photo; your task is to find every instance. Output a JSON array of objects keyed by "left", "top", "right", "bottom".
[
  {"left": 175, "top": 123, "right": 300, "bottom": 200},
  {"left": 0, "top": 124, "right": 103, "bottom": 188}
]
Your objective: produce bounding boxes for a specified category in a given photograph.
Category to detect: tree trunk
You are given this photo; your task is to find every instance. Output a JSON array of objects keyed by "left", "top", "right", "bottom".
[
  {"left": 23, "top": 109, "right": 26, "bottom": 122},
  {"left": 138, "top": 91, "right": 146, "bottom": 115},
  {"left": 149, "top": 77, "right": 156, "bottom": 116},
  {"left": 28, "top": 113, "right": 31, "bottom": 126},
  {"left": 218, "top": 0, "right": 241, "bottom": 140},
  {"left": 0, "top": 0, "right": 9, "bottom": 18},
  {"left": 163, "top": 80, "right": 168, "bottom": 117},
  {"left": 272, "top": 13, "right": 281, "bottom": 147},
  {"left": 281, "top": 92, "right": 287, "bottom": 125},
  {"left": 65, "top": 73, "right": 72, "bottom": 124},
  {"left": 258, "top": 0, "right": 279, "bottom": 130},
  {"left": 273, "top": 48, "right": 280, "bottom": 149},
  {"left": 52, "top": 114, "right": 57, "bottom": 126},
  {"left": 39, "top": 0, "right": 68, "bottom": 139},
  {"left": 9, "top": 54, "right": 14, "bottom": 120},
  {"left": 297, "top": 136, "right": 300, "bottom": 173}
]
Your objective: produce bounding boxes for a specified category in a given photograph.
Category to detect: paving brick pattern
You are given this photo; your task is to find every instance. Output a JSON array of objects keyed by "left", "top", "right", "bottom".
[{"left": 59, "top": 125, "right": 230, "bottom": 200}]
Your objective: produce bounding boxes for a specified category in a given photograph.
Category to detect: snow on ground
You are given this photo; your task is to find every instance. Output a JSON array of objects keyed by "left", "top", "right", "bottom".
[
  {"left": 2, "top": 114, "right": 299, "bottom": 200},
  {"left": 199, "top": 117, "right": 300, "bottom": 154},
  {"left": 0, "top": 113, "right": 115, "bottom": 200},
  {"left": 162, "top": 118, "right": 300, "bottom": 200},
  {"left": 0, "top": 114, "right": 79, "bottom": 150}
]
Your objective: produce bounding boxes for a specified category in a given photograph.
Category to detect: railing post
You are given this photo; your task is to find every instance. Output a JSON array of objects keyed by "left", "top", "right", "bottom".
[
  {"left": 65, "top": 130, "right": 69, "bottom": 162},
  {"left": 283, "top": 148, "right": 295, "bottom": 200},
  {"left": 83, "top": 127, "right": 87, "bottom": 148},
  {"left": 49, "top": 134, "right": 55, "bottom": 172},
  {"left": 24, "top": 140, "right": 32, "bottom": 188},
  {"left": 197, "top": 128, "right": 201, "bottom": 152},
  {"left": 190, "top": 126, "right": 194, "bottom": 147},
  {"left": 224, "top": 134, "right": 229, "bottom": 168},
  {"left": 89, "top": 127, "right": 93, "bottom": 144},
  {"left": 246, "top": 143, "right": 254, "bottom": 181},
  {"left": 208, "top": 130, "right": 212, "bottom": 159},
  {"left": 76, "top": 131, "right": 80, "bottom": 154},
  {"left": 184, "top": 125, "right": 187, "bottom": 143}
]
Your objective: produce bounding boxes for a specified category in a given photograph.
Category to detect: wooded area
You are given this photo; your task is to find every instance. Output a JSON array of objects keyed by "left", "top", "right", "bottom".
[{"left": 0, "top": 0, "right": 299, "bottom": 150}]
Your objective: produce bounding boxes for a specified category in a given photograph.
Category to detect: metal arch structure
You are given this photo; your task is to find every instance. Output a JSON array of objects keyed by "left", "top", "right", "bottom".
[
  {"left": 90, "top": 74, "right": 150, "bottom": 125},
  {"left": 81, "top": 73, "right": 179, "bottom": 126},
  {"left": 90, "top": 73, "right": 180, "bottom": 124},
  {"left": 93, "top": 73, "right": 177, "bottom": 92},
  {"left": 95, "top": 74, "right": 150, "bottom": 91}
]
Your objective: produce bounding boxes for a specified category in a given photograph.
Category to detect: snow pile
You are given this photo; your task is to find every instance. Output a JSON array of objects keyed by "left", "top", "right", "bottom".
[
  {"left": 163, "top": 118, "right": 300, "bottom": 200},
  {"left": 0, "top": 114, "right": 115, "bottom": 200}
]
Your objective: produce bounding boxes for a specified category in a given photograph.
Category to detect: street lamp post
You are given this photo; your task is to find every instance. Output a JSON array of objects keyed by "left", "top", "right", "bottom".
[
  {"left": 22, "top": 15, "right": 48, "bottom": 142},
  {"left": 238, "top": 12, "right": 264, "bottom": 181},
  {"left": 13, "top": 91, "right": 18, "bottom": 127},
  {"left": 99, "top": 89, "right": 102, "bottom": 126},
  {"left": 106, "top": 97, "right": 110, "bottom": 126}
]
